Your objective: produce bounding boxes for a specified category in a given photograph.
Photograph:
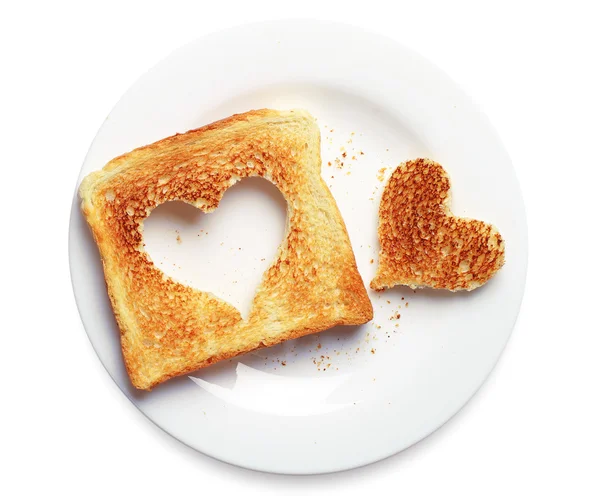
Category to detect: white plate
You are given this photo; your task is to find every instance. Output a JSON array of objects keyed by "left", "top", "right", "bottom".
[{"left": 69, "top": 20, "right": 527, "bottom": 474}]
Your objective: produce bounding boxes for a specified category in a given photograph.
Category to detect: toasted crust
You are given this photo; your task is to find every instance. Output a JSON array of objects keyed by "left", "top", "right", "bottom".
[
  {"left": 371, "top": 158, "right": 505, "bottom": 292},
  {"left": 80, "top": 109, "right": 373, "bottom": 390}
]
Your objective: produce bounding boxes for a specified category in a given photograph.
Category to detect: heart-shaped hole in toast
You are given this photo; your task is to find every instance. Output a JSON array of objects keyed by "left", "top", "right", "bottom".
[
  {"left": 143, "top": 177, "right": 287, "bottom": 319},
  {"left": 371, "top": 158, "right": 505, "bottom": 291}
]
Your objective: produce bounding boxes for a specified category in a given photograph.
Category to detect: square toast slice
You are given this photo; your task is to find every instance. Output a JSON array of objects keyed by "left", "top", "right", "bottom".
[{"left": 80, "top": 109, "right": 373, "bottom": 389}]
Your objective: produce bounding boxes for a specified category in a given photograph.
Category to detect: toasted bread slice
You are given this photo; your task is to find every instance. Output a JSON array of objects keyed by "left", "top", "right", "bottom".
[
  {"left": 371, "top": 158, "right": 504, "bottom": 292},
  {"left": 80, "top": 109, "right": 373, "bottom": 390}
]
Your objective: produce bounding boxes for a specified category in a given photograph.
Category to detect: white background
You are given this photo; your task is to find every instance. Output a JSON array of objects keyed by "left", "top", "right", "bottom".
[{"left": 1, "top": 0, "right": 598, "bottom": 500}]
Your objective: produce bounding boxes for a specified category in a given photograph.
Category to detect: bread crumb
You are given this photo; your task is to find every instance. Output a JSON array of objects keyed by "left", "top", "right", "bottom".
[
  {"left": 370, "top": 258, "right": 374, "bottom": 264},
  {"left": 376, "top": 167, "right": 388, "bottom": 182}
]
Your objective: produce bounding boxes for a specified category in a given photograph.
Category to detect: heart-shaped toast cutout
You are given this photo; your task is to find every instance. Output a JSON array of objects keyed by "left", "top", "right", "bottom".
[
  {"left": 371, "top": 158, "right": 505, "bottom": 291},
  {"left": 143, "top": 177, "right": 287, "bottom": 320}
]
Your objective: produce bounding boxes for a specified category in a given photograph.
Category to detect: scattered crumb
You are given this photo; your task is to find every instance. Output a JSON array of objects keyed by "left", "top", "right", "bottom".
[
  {"left": 176, "top": 235, "right": 182, "bottom": 244},
  {"left": 351, "top": 155, "right": 357, "bottom": 160},
  {"left": 370, "top": 259, "right": 374, "bottom": 264},
  {"left": 371, "top": 348, "right": 376, "bottom": 354},
  {"left": 376, "top": 167, "right": 388, "bottom": 182},
  {"left": 360, "top": 151, "right": 364, "bottom": 155},
  {"left": 405, "top": 302, "right": 409, "bottom": 307},
  {"left": 328, "top": 161, "right": 332, "bottom": 166},
  {"left": 342, "top": 152, "right": 347, "bottom": 158},
  {"left": 281, "top": 361, "right": 286, "bottom": 366}
]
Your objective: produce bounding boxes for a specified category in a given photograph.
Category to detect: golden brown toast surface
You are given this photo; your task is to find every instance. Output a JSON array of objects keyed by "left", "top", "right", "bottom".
[
  {"left": 80, "top": 109, "right": 372, "bottom": 390},
  {"left": 371, "top": 158, "right": 505, "bottom": 292}
]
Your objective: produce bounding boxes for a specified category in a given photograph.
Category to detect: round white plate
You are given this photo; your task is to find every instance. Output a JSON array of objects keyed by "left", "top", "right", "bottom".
[{"left": 69, "top": 19, "right": 527, "bottom": 474}]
